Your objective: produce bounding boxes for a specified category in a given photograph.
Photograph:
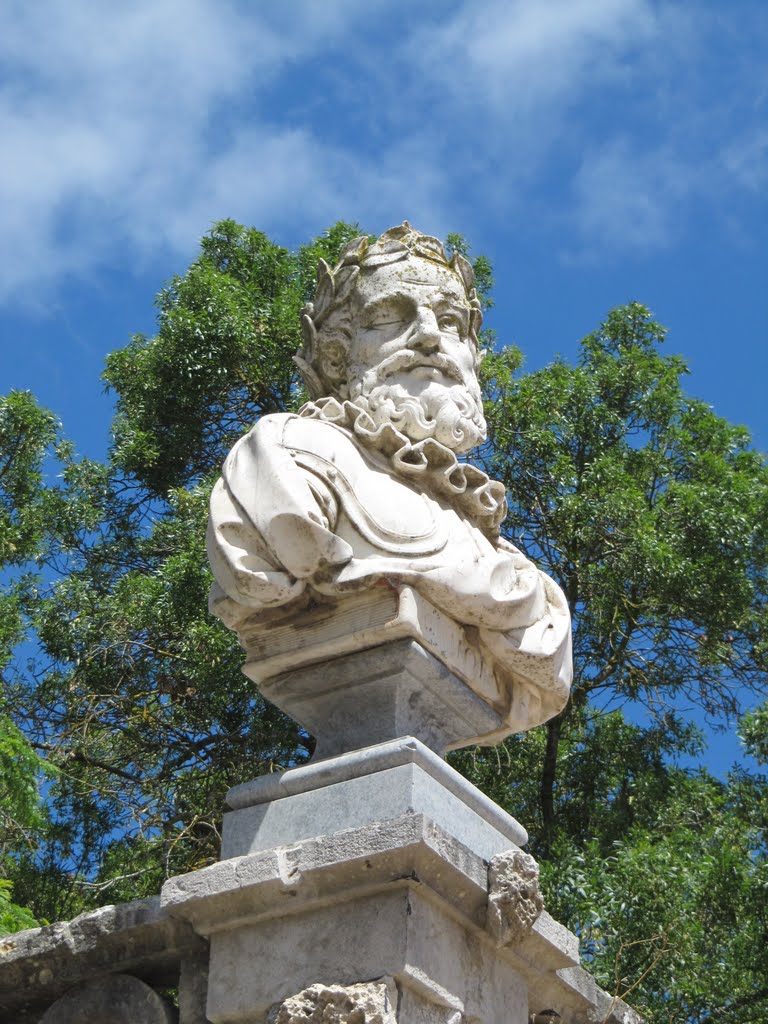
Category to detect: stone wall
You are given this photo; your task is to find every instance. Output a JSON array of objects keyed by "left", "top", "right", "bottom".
[
  {"left": 0, "top": 896, "right": 207, "bottom": 1023},
  {"left": 1, "top": 740, "right": 643, "bottom": 1024}
]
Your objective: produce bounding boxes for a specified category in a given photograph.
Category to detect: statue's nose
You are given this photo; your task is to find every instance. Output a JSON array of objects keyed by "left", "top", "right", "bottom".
[{"left": 408, "top": 309, "right": 441, "bottom": 352}]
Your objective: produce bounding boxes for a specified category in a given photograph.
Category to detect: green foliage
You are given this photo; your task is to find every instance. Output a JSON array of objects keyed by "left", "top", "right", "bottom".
[
  {"left": 0, "top": 715, "right": 44, "bottom": 839},
  {"left": 473, "top": 304, "right": 768, "bottom": 1015},
  {"left": 11, "top": 464, "right": 305, "bottom": 921},
  {"left": 104, "top": 219, "right": 364, "bottom": 495},
  {"left": 0, "top": 391, "right": 58, "bottom": 932},
  {"left": 739, "top": 701, "right": 768, "bottom": 764},
  {"left": 2, "top": 227, "right": 767, "bottom": 1016},
  {"left": 451, "top": 707, "right": 703, "bottom": 857},
  {"left": 540, "top": 766, "right": 768, "bottom": 1021},
  {"left": 452, "top": 708, "right": 768, "bottom": 1021},
  {"left": 0, "top": 878, "right": 38, "bottom": 934},
  {"left": 0, "top": 390, "right": 57, "bottom": 568},
  {"left": 445, "top": 232, "right": 495, "bottom": 309},
  {"left": 3, "top": 221, "right": 368, "bottom": 923},
  {"left": 0, "top": 711, "right": 47, "bottom": 934},
  {"left": 484, "top": 303, "right": 768, "bottom": 721}
]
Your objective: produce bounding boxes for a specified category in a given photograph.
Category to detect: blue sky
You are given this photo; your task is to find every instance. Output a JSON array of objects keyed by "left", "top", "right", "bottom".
[{"left": 2, "top": 0, "right": 767, "bottom": 771}]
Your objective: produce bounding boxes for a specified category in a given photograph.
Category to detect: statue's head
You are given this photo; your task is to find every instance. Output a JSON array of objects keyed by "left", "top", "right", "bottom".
[{"left": 295, "top": 223, "right": 487, "bottom": 454}]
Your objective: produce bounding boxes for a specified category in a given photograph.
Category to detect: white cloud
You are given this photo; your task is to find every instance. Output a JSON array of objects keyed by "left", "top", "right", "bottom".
[
  {"left": 378, "top": 0, "right": 667, "bottom": 215},
  {"left": 406, "top": 0, "right": 657, "bottom": 116},
  {"left": 0, "top": 2, "right": 272, "bottom": 298},
  {"left": 398, "top": 0, "right": 768, "bottom": 260},
  {"left": 566, "top": 139, "right": 694, "bottom": 256},
  {"left": 152, "top": 128, "right": 451, "bottom": 256},
  {"left": 723, "top": 131, "right": 768, "bottom": 193},
  {"left": 0, "top": 0, "right": 766, "bottom": 304},
  {"left": 0, "top": 0, "right": 407, "bottom": 304}
]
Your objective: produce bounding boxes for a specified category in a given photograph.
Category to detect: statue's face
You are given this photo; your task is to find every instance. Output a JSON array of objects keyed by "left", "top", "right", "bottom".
[
  {"left": 346, "top": 256, "right": 479, "bottom": 398},
  {"left": 340, "top": 255, "right": 486, "bottom": 454}
]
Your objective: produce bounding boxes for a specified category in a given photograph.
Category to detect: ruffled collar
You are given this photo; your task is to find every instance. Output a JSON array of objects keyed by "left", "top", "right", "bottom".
[{"left": 298, "top": 397, "right": 507, "bottom": 539}]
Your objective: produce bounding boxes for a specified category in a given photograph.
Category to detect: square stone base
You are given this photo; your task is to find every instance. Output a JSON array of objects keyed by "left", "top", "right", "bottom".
[
  {"left": 222, "top": 736, "right": 527, "bottom": 860},
  {"left": 259, "top": 638, "right": 505, "bottom": 759},
  {"left": 161, "top": 744, "right": 639, "bottom": 1024},
  {"left": 162, "top": 810, "right": 602, "bottom": 1024},
  {"left": 206, "top": 884, "right": 527, "bottom": 1024}
]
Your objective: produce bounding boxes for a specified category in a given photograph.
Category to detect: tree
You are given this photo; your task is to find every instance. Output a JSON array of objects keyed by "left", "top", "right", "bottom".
[
  {"left": 0, "top": 391, "right": 59, "bottom": 933},
  {"left": 5, "top": 221, "right": 367, "bottom": 922},
  {"left": 480, "top": 307, "right": 768, "bottom": 848},
  {"left": 105, "top": 219, "right": 363, "bottom": 495},
  {"left": 2, "top": 223, "right": 767, "bottom": 1021},
  {"left": 452, "top": 705, "right": 768, "bottom": 1021}
]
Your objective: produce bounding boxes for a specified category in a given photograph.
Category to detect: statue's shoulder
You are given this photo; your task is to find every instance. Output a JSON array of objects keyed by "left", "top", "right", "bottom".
[
  {"left": 280, "top": 413, "right": 362, "bottom": 460},
  {"left": 229, "top": 413, "right": 364, "bottom": 479},
  {"left": 244, "top": 411, "right": 295, "bottom": 442},
  {"left": 243, "top": 412, "right": 355, "bottom": 452}
]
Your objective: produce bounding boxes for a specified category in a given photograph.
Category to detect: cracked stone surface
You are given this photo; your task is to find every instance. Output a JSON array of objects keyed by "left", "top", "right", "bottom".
[
  {"left": 487, "top": 848, "right": 544, "bottom": 947},
  {"left": 267, "top": 979, "right": 399, "bottom": 1024}
]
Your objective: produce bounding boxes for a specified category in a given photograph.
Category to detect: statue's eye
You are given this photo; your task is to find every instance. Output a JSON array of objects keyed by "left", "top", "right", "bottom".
[
  {"left": 367, "top": 316, "right": 406, "bottom": 329},
  {"left": 364, "top": 302, "right": 409, "bottom": 330},
  {"left": 438, "top": 314, "right": 462, "bottom": 333}
]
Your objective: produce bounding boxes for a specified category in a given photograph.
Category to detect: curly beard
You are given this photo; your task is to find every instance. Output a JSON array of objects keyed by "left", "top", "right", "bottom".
[{"left": 350, "top": 373, "right": 486, "bottom": 455}]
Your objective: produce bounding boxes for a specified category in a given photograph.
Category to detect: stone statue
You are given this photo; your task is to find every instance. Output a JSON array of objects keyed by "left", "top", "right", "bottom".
[{"left": 207, "top": 224, "right": 572, "bottom": 755}]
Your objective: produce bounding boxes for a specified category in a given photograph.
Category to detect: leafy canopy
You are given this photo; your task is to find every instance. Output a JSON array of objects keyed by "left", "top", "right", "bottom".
[{"left": 2, "top": 223, "right": 767, "bottom": 1021}]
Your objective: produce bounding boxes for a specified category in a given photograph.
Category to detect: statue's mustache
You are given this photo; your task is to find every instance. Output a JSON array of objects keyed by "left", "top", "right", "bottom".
[{"left": 374, "top": 350, "right": 466, "bottom": 384}]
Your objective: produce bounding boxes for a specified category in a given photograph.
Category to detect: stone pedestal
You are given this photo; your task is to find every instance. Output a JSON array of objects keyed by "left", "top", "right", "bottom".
[
  {"left": 162, "top": 737, "right": 635, "bottom": 1024},
  {"left": 221, "top": 735, "right": 527, "bottom": 859},
  {"left": 241, "top": 591, "right": 518, "bottom": 758},
  {"left": 259, "top": 638, "right": 504, "bottom": 760}
]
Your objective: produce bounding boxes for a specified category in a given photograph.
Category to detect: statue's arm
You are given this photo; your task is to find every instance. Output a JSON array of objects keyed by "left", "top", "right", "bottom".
[
  {"left": 207, "top": 415, "right": 353, "bottom": 618},
  {"left": 479, "top": 538, "right": 573, "bottom": 723}
]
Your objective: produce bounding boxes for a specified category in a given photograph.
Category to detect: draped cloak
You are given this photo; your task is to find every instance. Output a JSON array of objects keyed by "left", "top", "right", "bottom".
[{"left": 207, "top": 412, "right": 572, "bottom": 733}]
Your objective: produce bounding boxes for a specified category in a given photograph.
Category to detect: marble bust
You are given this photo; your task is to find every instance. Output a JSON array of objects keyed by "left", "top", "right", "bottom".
[{"left": 207, "top": 224, "right": 572, "bottom": 753}]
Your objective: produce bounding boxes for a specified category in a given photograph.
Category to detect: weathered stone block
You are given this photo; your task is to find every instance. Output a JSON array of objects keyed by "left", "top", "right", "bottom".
[
  {"left": 268, "top": 979, "right": 398, "bottom": 1024},
  {"left": 222, "top": 735, "right": 527, "bottom": 860},
  {"left": 0, "top": 896, "right": 205, "bottom": 1023},
  {"left": 161, "top": 811, "right": 633, "bottom": 1024},
  {"left": 39, "top": 973, "right": 176, "bottom": 1023},
  {"left": 487, "top": 848, "right": 544, "bottom": 947}
]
